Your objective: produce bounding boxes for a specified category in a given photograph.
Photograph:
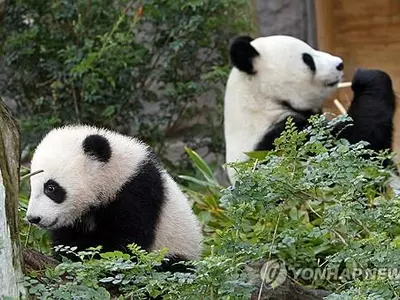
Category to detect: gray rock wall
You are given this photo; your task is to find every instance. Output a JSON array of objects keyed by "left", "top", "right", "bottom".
[{"left": 255, "top": 0, "right": 317, "bottom": 46}]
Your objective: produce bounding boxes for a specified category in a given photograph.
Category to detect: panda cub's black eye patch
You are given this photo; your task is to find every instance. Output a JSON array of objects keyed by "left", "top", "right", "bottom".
[
  {"left": 44, "top": 179, "right": 66, "bottom": 204},
  {"left": 302, "top": 53, "right": 316, "bottom": 73}
]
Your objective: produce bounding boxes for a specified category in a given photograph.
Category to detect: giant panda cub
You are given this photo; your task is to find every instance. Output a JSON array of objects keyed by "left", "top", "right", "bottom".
[
  {"left": 224, "top": 35, "right": 396, "bottom": 183},
  {"left": 26, "top": 125, "right": 203, "bottom": 264}
]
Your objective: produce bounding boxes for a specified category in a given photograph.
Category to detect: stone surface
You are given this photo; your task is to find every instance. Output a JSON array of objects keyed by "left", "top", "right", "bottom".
[{"left": 255, "top": 0, "right": 317, "bottom": 46}]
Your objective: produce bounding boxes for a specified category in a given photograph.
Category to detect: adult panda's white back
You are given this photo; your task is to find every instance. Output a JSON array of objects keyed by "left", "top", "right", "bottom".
[
  {"left": 26, "top": 125, "right": 202, "bottom": 261},
  {"left": 224, "top": 35, "right": 344, "bottom": 182}
]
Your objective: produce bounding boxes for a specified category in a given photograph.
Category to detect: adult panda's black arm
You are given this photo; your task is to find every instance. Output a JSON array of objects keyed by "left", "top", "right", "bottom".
[
  {"left": 255, "top": 69, "right": 395, "bottom": 160},
  {"left": 337, "top": 68, "right": 396, "bottom": 152},
  {"left": 255, "top": 114, "right": 310, "bottom": 151}
]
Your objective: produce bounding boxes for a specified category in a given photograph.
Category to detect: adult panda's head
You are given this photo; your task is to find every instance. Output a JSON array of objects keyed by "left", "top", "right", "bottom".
[
  {"left": 224, "top": 35, "right": 344, "bottom": 182},
  {"left": 26, "top": 125, "right": 148, "bottom": 230},
  {"left": 228, "top": 35, "right": 344, "bottom": 111}
]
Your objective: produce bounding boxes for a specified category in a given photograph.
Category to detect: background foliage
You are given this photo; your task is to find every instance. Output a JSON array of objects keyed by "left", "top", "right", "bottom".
[{"left": 0, "top": 0, "right": 252, "bottom": 172}]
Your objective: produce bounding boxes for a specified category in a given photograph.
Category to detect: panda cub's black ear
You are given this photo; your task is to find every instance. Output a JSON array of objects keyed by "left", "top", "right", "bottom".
[
  {"left": 82, "top": 134, "right": 112, "bottom": 163},
  {"left": 229, "top": 35, "right": 259, "bottom": 75}
]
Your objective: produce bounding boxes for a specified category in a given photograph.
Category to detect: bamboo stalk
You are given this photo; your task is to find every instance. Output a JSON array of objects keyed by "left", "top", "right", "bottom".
[
  {"left": 338, "top": 82, "right": 351, "bottom": 88},
  {"left": 333, "top": 99, "right": 347, "bottom": 114}
]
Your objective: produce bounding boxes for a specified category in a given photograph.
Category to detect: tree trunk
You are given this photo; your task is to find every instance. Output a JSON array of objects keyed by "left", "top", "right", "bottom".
[
  {"left": 0, "top": 99, "right": 25, "bottom": 298},
  {"left": 0, "top": 0, "right": 5, "bottom": 22}
]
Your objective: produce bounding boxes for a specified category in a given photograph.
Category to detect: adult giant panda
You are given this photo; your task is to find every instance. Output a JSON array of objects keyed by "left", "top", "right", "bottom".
[
  {"left": 26, "top": 125, "right": 202, "bottom": 263},
  {"left": 224, "top": 35, "right": 396, "bottom": 183}
]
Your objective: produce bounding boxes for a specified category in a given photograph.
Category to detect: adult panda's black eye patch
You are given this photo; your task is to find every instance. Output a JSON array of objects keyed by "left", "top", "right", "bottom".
[
  {"left": 82, "top": 134, "right": 112, "bottom": 163},
  {"left": 44, "top": 179, "right": 66, "bottom": 204},
  {"left": 302, "top": 53, "right": 316, "bottom": 73}
]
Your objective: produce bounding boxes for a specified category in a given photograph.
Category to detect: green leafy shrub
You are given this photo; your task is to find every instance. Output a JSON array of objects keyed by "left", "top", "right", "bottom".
[
  {"left": 25, "top": 244, "right": 254, "bottom": 299},
  {"left": 1, "top": 0, "right": 252, "bottom": 172},
  {"left": 183, "top": 115, "right": 400, "bottom": 298},
  {"left": 24, "top": 115, "right": 400, "bottom": 299}
]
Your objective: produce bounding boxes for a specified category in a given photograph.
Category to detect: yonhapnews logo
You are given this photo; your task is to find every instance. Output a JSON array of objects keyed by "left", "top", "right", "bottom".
[
  {"left": 260, "top": 259, "right": 287, "bottom": 288},
  {"left": 259, "top": 259, "right": 400, "bottom": 288}
]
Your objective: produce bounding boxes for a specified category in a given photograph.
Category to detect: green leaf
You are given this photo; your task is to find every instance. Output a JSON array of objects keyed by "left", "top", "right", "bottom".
[
  {"left": 184, "top": 146, "right": 214, "bottom": 181},
  {"left": 99, "top": 277, "right": 114, "bottom": 283},
  {"left": 101, "top": 105, "right": 116, "bottom": 118},
  {"left": 244, "top": 151, "right": 268, "bottom": 160},
  {"left": 178, "top": 175, "right": 218, "bottom": 188}
]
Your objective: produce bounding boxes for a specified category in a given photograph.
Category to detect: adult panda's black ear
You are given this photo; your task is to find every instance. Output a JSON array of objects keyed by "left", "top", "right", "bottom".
[
  {"left": 82, "top": 134, "right": 112, "bottom": 163},
  {"left": 229, "top": 35, "right": 259, "bottom": 75}
]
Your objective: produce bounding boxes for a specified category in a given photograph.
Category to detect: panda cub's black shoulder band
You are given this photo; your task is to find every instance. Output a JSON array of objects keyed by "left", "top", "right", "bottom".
[{"left": 82, "top": 134, "right": 112, "bottom": 163}]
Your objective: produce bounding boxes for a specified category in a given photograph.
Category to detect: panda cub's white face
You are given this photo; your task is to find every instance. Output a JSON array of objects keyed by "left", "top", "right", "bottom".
[{"left": 26, "top": 126, "right": 147, "bottom": 230}]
